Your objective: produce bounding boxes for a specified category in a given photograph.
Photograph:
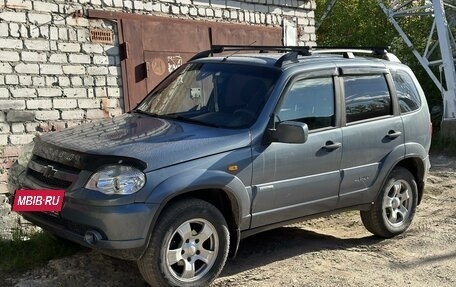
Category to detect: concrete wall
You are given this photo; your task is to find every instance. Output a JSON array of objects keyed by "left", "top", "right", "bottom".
[{"left": 0, "top": 0, "right": 316, "bottom": 194}]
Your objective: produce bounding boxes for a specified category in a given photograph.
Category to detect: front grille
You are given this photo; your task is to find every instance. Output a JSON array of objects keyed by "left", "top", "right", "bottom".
[
  {"left": 28, "top": 169, "right": 72, "bottom": 188},
  {"left": 26, "top": 155, "right": 80, "bottom": 189}
]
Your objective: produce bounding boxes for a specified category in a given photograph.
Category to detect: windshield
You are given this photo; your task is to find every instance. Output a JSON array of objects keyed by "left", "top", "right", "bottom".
[{"left": 136, "top": 62, "right": 280, "bottom": 128}]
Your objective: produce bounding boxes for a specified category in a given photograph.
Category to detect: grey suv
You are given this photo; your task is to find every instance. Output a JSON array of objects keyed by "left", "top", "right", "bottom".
[{"left": 12, "top": 46, "right": 431, "bottom": 286}]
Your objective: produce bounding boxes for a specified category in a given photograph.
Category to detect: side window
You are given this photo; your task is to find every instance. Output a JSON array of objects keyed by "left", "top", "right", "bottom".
[
  {"left": 344, "top": 75, "right": 392, "bottom": 123},
  {"left": 392, "top": 70, "right": 421, "bottom": 113},
  {"left": 277, "top": 77, "right": 335, "bottom": 130}
]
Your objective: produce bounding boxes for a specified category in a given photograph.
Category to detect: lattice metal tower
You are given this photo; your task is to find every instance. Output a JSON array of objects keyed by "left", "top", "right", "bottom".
[{"left": 317, "top": 0, "right": 456, "bottom": 139}]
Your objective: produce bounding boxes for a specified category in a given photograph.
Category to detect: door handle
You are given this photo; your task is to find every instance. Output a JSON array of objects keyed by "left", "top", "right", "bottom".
[
  {"left": 324, "top": 141, "right": 342, "bottom": 151},
  {"left": 386, "top": 130, "right": 402, "bottom": 139}
]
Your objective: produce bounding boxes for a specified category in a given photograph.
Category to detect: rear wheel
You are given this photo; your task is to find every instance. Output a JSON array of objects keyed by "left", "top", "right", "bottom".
[
  {"left": 361, "top": 167, "right": 418, "bottom": 238},
  {"left": 138, "top": 199, "right": 229, "bottom": 287}
]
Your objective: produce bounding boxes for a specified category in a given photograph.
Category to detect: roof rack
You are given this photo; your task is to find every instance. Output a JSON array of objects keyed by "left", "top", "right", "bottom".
[
  {"left": 311, "top": 46, "right": 401, "bottom": 62},
  {"left": 188, "top": 45, "right": 311, "bottom": 67},
  {"left": 188, "top": 45, "right": 401, "bottom": 66}
]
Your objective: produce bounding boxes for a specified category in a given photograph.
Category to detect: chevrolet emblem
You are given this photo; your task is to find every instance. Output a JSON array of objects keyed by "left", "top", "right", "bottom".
[{"left": 42, "top": 165, "right": 57, "bottom": 178}]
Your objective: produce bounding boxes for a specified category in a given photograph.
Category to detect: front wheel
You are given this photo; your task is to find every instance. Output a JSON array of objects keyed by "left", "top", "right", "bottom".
[
  {"left": 361, "top": 167, "right": 418, "bottom": 238},
  {"left": 138, "top": 198, "right": 229, "bottom": 287}
]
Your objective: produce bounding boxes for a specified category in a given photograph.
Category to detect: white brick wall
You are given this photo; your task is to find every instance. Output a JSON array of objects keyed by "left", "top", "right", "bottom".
[{"left": 0, "top": 0, "right": 316, "bottom": 190}]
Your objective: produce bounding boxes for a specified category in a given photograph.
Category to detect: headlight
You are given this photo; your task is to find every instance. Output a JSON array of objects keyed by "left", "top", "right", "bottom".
[{"left": 85, "top": 165, "right": 146, "bottom": 195}]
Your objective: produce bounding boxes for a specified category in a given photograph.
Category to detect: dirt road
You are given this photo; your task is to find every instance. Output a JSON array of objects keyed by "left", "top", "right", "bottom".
[{"left": 2, "top": 155, "right": 456, "bottom": 287}]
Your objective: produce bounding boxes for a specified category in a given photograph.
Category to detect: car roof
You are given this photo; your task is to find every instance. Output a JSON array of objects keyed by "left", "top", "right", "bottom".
[{"left": 192, "top": 52, "right": 404, "bottom": 71}]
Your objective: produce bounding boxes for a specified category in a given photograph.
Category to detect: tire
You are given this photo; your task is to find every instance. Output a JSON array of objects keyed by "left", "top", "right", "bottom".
[
  {"left": 360, "top": 167, "right": 418, "bottom": 238},
  {"left": 138, "top": 198, "right": 230, "bottom": 287}
]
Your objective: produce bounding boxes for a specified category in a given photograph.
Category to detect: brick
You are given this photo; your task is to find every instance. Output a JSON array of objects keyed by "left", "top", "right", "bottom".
[
  {"left": 21, "top": 51, "right": 47, "bottom": 62},
  {"left": 35, "top": 110, "right": 60, "bottom": 120},
  {"left": 0, "top": 39, "right": 22, "bottom": 49},
  {"left": 107, "top": 87, "right": 121, "bottom": 98},
  {"left": 0, "top": 23, "right": 8, "bottom": 37},
  {"left": 32, "top": 76, "right": 45, "bottom": 86},
  {"left": 33, "top": 1, "right": 59, "bottom": 12},
  {"left": 37, "top": 88, "right": 62, "bottom": 97},
  {"left": 49, "top": 27, "right": 58, "bottom": 40},
  {"left": 58, "top": 43, "right": 80, "bottom": 52},
  {"left": 0, "top": 146, "right": 21, "bottom": 157},
  {"left": 94, "top": 87, "right": 107, "bottom": 97},
  {"left": 0, "top": 123, "right": 9, "bottom": 134},
  {"left": 11, "top": 88, "right": 36, "bottom": 98},
  {"left": 68, "top": 54, "right": 90, "bottom": 64},
  {"left": 63, "top": 88, "right": 87, "bottom": 98},
  {"left": 58, "top": 28, "right": 68, "bottom": 41},
  {"left": 93, "top": 76, "right": 105, "bottom": 86},
  {"left": 26, "top": 99, "right": 52, "bottom": 109},
  {"left": 0, "top": 51, "right": 20, "bottom": 62},
  {"left": 71, "top": 76, "right": 83, "bottom": 86},
  {"left": 57, "top": 76, "right": 70, "bottom": 87},
  {"left": 81, "top": 44, "right": 103, "bottom": 54},
  {"left": 77, "top": 29, "right": 88, "bottom": 42},
  {"left": 63, "top": 65, "right": 85, "bottom": 75},
  {"left": 101, "top": 98, "right": 119, "bottom": 109},
  {"left": 53, "top": 99, "right": 77, "bottom": 109},
  {"left": 93, "top": 55, "right": 108, "bottom": 65},
  {"left": 19, "top": 75, "right": 32, "bottom": 85},
  {"left": 28, "top": 13, "right": 52, "bottom": 25},
  {"left": 24, "top": 39, "right": 49, "bottom": 51},
  {"left": 10, "top": 134, "right": 35, "bottom": 145},
  {"left": 25, "top": 122, "right": 40, "bottom": 132},
  {"left": 0, "top": 135, "right": 7, "bottom": 145},
  {"left": 86, "top": 109, "right": 108, "bottom": 119},
  {"left": 66, "top": 17, "right": 89, "bottom": 27},
  {"left": 6, "top": 111, "right": 35, "bottom": 122},
  {"left": 78, "top": 99, "right": 101, "bottom": 109},
  {"left": 45, "top": 76, "right": 58, "bottom": 86},
  {"left": 106, "top": 76, "right": 119, "bottom": 86},
  {"left": 0, "top": 11, "right": 26, "bottom": 23},
  {"left": 5, "top": 75, "right": 18, "bottom": 85},
  {"left": 10, "top": 22, "right": 20, "bottom": 37},
  {"left": 0, "top": 88, "right": 9, "bottom": 98},
  {"left": 49, "top": 54, "right": 67, "bottom": 63},
  {"left": 0, "top": 63, "right": 13, "bottom": 74},
  {"left": 0, "top": 100, "right": 26, "bottom": 110},
  {"left": 5, "top": 0, "right": 33, "bottom": 9},
  {"left": 108, "top": 66, "right": 120, "bottom": 76},
  {"left": 88, "top": 66, "right": 108, "bottom": 75},
  {"left": 14, "top": 63, "right": 39, "bottom": 74},
  {"left": 40, "top": 64, "right": 63, "bottom": 75},
  {"left": 61, "top": 110, "right": 85, "bottom": 120},
  {"left": 11, "top": 123, "right": 25, "bottom": 133}
]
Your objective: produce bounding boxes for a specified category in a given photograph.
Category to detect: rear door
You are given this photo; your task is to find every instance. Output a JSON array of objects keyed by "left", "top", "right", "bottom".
[{"left": 338, "top": 69, "right": 405, "bottom": 206}]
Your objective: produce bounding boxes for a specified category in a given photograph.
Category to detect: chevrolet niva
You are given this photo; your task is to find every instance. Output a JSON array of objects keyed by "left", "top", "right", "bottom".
[{"left": 11, "top": 46, "right": 431, "bottom": 286}]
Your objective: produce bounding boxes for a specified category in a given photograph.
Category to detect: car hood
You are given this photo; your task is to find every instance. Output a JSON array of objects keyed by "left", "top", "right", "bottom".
[{"left": 33, "top": 113, "right": 251, "bottom": 171}]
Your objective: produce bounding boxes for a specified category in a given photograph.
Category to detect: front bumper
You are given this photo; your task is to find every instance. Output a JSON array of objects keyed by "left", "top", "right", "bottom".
[{"left": 21, "top": 200, "right": 159, "bottom": 260}]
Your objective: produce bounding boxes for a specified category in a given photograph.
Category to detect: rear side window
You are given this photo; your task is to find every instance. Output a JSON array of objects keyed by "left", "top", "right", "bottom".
[
  {"left": 344, "top": 75, "right": 392, "bottom": 123},
  {"left": 392, "top": 70, "right": 421, "bottom": 113}
]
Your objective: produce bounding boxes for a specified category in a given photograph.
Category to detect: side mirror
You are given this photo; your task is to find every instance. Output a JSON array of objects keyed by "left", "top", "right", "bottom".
[{"left": 272, "top": 121, "right": 308, "bottom": 144}]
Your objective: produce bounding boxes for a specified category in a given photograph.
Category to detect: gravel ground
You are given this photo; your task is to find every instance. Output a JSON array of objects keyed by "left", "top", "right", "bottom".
[{"left": 1, "top": 155, "right": 455, "bottom": 287}]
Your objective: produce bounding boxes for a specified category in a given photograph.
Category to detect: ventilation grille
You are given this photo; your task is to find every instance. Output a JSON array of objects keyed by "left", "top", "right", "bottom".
[{"left": 90, "top": 28, "right": 113, "bottom": 44}]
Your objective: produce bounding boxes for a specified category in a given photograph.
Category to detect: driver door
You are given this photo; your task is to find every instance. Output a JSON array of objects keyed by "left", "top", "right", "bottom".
[{"left": 251, "top": 75, "right": 342, "bottom": 227}]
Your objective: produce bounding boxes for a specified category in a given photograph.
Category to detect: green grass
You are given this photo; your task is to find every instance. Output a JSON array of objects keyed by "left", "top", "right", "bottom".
[{"left": 0, "top": 229, "right": 82, "bottom": 273}]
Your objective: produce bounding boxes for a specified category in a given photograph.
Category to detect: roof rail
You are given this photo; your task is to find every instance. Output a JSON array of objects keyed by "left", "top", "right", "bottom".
[
  {"left": 312, "top": 47, "right": 401, "bottom": 63},
  {"left": 188, "top": 45, "right": 311, "bottom": 66},
  {"left": 188, "top": 45, "right": 401, "bottom": 66}
]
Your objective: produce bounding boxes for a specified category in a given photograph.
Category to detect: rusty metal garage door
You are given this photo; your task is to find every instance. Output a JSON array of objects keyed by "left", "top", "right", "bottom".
[{"left": 88, "top": 11, "right": 282, "bottom": 111}]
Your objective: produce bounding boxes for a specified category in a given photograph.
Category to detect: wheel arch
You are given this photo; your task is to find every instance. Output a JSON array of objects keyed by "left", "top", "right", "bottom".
[
  {"left": 394, "top": 156, "right": 426, "bottom": 205},
  {"left": 143, "top": 169, "right": 250, "bottom": 258}
]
